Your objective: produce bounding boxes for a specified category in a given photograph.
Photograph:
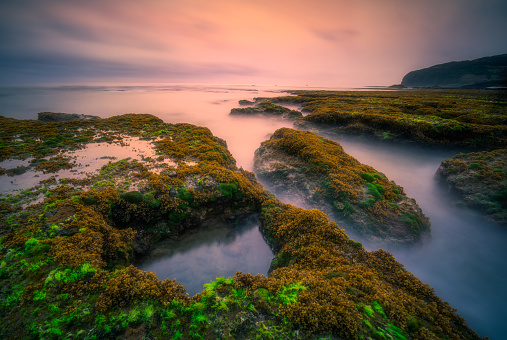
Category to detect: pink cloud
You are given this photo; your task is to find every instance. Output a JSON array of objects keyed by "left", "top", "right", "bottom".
[{"left": 1, "top": 0, "right": 506, "bottom": 86}]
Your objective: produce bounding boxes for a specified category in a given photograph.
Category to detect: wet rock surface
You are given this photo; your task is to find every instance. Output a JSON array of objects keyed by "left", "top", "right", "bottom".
[
  {"left": 230, "top": 102, "right": 302, "bottom": 119},
  {"left": 255, "top": 128, "right": 430, "bottom": 244},
  {"left": 38, "top": 111, "right": 100, "bottom": 122},
  {"left": 0, "top": 113, "right": 483, "bottom": 340},
  {"left": 437, "top": 148, "right": 507, "bottom": 226}
]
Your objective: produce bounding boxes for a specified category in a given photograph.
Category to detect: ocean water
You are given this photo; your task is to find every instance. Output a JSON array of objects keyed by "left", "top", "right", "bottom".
[
  {"left": 135, "top": 214, "right": 274, "bottom": 296},
  {"left": 0, "top": 84, "right": 505, "bottom": 338}
]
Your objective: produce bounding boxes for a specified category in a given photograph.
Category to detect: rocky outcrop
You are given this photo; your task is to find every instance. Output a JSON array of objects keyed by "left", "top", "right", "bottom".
[
  {"left": 254, "top": 128, "right": 430, "bottom": 243},
  {"left": 437, "top": 148, "right": 507, "bottom": 225},
  {"left": 230, "top": 102, "right": 302, "bottom": 119},
  {"left": 0, "top": 114, "right": 483, "bottom": 340},
  {"left": 270, "top": 89, "right": 507, "bottom": 148},
  {"left": 401, "top": 54, "right": 507, "bottom": 88},
  {"left": 38, "top": 111, "right": 100, "bottom": 122}
]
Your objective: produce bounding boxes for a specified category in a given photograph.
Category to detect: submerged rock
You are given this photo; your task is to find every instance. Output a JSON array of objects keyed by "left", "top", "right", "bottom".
[
  {"left": 437, "top": 148, "right": 507, "bottom": 226},
  {"left": 238, "top": 99, "right": 255, "bottom": 105},
  {"left": 254, "top": 128, "right": 430, "bottom": 243},
  {"left": 38, "top": 111, "right": 100, "bottom": 122}
]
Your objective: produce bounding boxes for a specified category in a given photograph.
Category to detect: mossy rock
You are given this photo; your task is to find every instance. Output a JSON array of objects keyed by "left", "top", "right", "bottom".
[
  {"left": 0, "top": 113, "right": 482, "bottom": 340},
  {"left": 254, "top": 89, "right": 507, "bottom": 148},
  {"left": 437, "top": 148, "right": 507, "bottom": 225},
  {"left": 121, "top": 191, "right": 144, "bottom": 204},
  {"left": 230, "top": 102, "right": 302, "bottom": 119},
  {"left": 254, "top": 128, "right": 430, "bottom": 243}
]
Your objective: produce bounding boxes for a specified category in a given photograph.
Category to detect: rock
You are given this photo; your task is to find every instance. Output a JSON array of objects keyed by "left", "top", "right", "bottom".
[
  {"left": 132, "top": 229, "right": 154, "bottom": 256},
  {"left": 436, "top": 148, "right": 507, "bottom": 226},
  {"left": 230, "top": 102, "right": 302, "bottom": 120},
  {"left": 239, "top": 99, "right": 255, "bottom": 105},
  {"left": 254, "top": 128, "right": 430, "bottom": 243},
  {"left": 55, "top": 228, "right": 76, "bottom": 237},
  {"left": 214, "top": 136, "right": 228, "bottom": 149},
  {"left": 388, "top": 84, "right": 405, "bottom": 89},
  {"left": 169, "top": 187, "right": 178, "bottom": 197},
  {"left": 38, "top": 111, "right": 100, "bottom": 122}
]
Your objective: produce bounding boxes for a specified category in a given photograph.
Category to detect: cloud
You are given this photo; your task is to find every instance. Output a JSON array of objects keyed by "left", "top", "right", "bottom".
[
  {"left": 1, "top": 0, "right": 506, "bottom": 86},
  {"left": 313, "top": 28, "right": 359, "bottom": 43},
  {"left": 0, "top": 48, "right": 260, "bottom": 85}
]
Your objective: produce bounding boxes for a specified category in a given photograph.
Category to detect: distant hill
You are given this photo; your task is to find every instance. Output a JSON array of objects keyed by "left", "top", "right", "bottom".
[{"left": 401, "top": 54, "right": 507, "bottom": 89}]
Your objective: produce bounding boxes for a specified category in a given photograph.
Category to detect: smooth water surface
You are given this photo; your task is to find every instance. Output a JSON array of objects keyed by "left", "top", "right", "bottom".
[
  {"left": 0, "top": 84, "right": 296, "bottom": 170},
  {"left": 135, "top": 214, "right": 273, "bottom": 296},
  {"left": 312, "top": 134, "right": 507, "bottom": 339},
  {"left": 0, "top": 85, "right": 505, "bottom": 338}
]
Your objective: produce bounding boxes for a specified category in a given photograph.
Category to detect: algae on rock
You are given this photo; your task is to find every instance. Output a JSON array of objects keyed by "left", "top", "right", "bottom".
[
  {"left": 0, "top": 114, "right": 483, "bottom": 340},
  {"left": 230, "top": 102, "right": 302, "bottom": 120},
  {"left": 242, "top": 89, "right": 507, "bottom": 148},
  {"left": 254, "top": 128, "right": 430, "bottom": 243},
  {"left": 437, "top": 148, "right": 507, "bottom": 226}
]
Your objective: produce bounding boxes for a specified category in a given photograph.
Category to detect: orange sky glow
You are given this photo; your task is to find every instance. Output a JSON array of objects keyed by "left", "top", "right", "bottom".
[{"left": 1, "top": 0, "right": 506, "bottom": 86}]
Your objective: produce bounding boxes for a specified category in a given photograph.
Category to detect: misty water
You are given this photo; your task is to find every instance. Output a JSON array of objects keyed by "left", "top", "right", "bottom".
[
  {"left": 135, "top": 214, "right": 273, "bottom": 296},
  {"left": 0, "top": 85, "right": 505, "bottom": 338}
]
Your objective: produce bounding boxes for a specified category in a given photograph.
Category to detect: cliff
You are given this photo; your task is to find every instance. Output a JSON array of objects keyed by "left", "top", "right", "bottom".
[{"left": 401, "top": 54, "right": 507, "bottom": 89}]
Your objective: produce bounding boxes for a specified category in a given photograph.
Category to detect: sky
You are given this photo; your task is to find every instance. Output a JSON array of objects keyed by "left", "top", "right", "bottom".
[{"left": 0, "top": 0, "right": 506, "bottom": 87}]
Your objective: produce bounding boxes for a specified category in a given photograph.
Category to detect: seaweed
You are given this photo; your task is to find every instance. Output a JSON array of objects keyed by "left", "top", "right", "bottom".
[
  {"left": 0, "top": 113, "right": 482, "bottom": 340},
  {"left": 248, "top": 89, "right": 507, "bottom": 148},
  {"left": 437, "top": 148, "right": 507, "bottom": 225},
  {"left": 254, "top": 128, "right": 430, "bottom": 243}
]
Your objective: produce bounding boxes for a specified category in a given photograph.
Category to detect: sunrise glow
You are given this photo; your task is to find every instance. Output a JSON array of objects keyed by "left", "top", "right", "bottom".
[{"left": 1, "top": 0, "right": 506, "bottom": 86}]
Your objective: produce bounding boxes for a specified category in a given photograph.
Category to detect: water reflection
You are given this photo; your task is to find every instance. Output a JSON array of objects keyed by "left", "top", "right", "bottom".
[
  {"left": 0, "top": 84, "right": 296, "bottom": 171},
  {"left": 135, "top": 214, "right": 274, "bottom": 296}
]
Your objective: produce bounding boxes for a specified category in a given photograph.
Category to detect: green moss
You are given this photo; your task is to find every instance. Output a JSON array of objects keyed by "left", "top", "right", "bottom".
[
  {"left": 0, "top": 113, "right": 480, "bottom": 340},
  {"left": 217, "top": 181, "right": 243, "bottom": 200},
  {"left": 365, "top": 183, "right": 382, "bottom": 200},
  {"left": 144, "top": 193, "right": 161, "bottom": 209},
  {"left": 120, "top": 191, "right": 144, "bottom": 204},
  {"left": 469, "top": 162, "right": 484, "bottom": 170},
  {"left": 177, "top": 187, "right": 193, "bottom": 202},
  {"left": 401, "top": 213, "right": 423, "bottom": 234},
  {"left": 374, "top": 183, "right": 385, "bottom": 194},
  {"left": 269, "top": 251, "right": 294, "bottom": 272},
  {"left": 360, "top": 173, "right": 376, "bottom": 183},
  {"left": 363, "top": 305, "right": 374, "bottom": 317}
]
